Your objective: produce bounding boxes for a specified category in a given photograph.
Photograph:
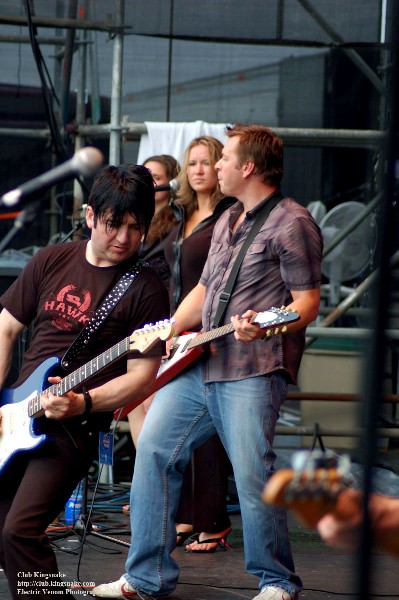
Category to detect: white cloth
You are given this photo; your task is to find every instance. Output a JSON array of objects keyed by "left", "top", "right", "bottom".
[{"left": 137, "top": 120, "right": 229, "bottom": 165}]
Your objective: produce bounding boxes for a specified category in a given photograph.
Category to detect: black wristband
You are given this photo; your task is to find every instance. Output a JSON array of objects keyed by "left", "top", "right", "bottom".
[{"left": 82, "top": 389, "right": 92, "bottom": 415}]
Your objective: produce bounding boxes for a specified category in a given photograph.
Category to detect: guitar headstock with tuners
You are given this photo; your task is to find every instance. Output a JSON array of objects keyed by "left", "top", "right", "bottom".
[
  {"left": 129, "top": 319, "right": 174, "bottom": 354},
  {"left": 253, "top": 306, "right": 300, "bottom": 336},
  {"left": 264, "top": 450, "right": 399, "bottom": 557},
  {"left": 262, "top": 450, "right": 353, "bottom": 528}
]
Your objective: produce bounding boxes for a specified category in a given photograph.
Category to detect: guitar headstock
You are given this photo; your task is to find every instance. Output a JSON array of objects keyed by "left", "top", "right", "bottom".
[
  {"left": 129, "top": 319, "right": 174, "bottom": 354},
  {"left": 253, "top": 306, "right": 300, "bottom": 335},
  {"left": 262, "top": 450, "right": 352, "bottom": 528}
]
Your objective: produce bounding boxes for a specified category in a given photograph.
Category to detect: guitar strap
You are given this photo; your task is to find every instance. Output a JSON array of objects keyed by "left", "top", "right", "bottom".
[
  {"left": 61, "top": 259, "right": 148, "bottom": 370},
  {"left": 212, "top": 191, "right": 283, "bottom": 328}
]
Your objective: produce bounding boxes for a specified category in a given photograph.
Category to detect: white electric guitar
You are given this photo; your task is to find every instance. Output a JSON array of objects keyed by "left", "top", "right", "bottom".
[
  {"left": 0, "top": 320, "right": 173, "bottom": 473},
  {"left": 117, "top": 307, "right": 299, "bottom": 419}
]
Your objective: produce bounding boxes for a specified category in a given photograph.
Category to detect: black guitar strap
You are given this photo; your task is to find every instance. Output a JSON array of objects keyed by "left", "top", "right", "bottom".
[
  {"left": 61, "top": 259, "right": 148, "bottom": 370},
  {"left": 212, "top": 192, "right": 283, "bottom": 329}
]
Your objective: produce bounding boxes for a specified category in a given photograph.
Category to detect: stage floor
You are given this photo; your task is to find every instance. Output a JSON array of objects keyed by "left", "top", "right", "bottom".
[{"left": 1, "top": 509, "right": 398, "bottom": 599}]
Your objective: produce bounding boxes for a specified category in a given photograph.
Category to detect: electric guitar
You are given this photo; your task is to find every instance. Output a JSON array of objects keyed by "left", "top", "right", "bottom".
[
  {"left": 0, "top": 319, "right": 173, "bottom": 473},
  {"left": 117, "top": 307, "right": 299, "bottom": 419},
  {"left": 262, "top": 449, "right": 399, "bottom": 557},
  {"left": 262, "top": 450, "right": 353, "bottom": 528}
]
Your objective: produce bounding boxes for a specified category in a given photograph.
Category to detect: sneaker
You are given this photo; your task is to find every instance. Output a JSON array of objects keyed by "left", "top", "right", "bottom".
[
  {"left": 252, "top": 585, "right": 295, "bottom": 600},
  {"left": 92, "top": 576, "right": 137, "bottom": 598}
]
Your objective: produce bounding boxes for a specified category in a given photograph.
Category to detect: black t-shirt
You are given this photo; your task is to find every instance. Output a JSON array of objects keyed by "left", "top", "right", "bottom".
[{"left": 0, "top": 240, "right": 170, "bottom": 432}]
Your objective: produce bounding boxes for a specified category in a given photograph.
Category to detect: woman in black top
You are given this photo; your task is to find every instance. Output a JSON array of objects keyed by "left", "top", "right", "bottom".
[{"left": 163, "top": 136, "right": 235, "bottom": 552}]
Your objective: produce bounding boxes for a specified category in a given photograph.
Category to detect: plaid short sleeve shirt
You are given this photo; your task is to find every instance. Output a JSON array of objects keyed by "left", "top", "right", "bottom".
[{"left": 200, "top": 195, "right": 323, "bottom": 384}]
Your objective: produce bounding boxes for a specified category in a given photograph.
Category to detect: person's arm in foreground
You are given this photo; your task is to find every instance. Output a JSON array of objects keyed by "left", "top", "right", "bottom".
[{"left": 317, "top": 488, "right": 399, "bottom": 557}]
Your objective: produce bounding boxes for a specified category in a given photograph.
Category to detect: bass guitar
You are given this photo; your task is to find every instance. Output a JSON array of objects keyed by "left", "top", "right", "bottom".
[
  {"left": 262, "top": 449, "right": 353, "bottom": 528},
  {"left": 0, "top": 319, "right": 173, "bottom": 473},
  {"left": 117, "top": 306, "right": 299, "bottom": 420},
  {"left": 262, "top": 449, "right": 399, "bottom": 557}
]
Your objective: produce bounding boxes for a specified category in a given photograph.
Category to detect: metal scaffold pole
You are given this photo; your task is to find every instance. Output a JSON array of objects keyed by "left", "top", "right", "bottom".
[{"left": 108, "top": 0, "right": 125, "bottom": 166}]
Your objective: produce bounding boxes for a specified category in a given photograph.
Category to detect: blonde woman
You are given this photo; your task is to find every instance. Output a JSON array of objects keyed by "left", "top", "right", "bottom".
[{"left": 162, "top": 136, "right": 235, "bottom": 552}]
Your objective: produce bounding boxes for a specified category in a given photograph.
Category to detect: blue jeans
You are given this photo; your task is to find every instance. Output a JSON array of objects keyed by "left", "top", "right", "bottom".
[{"left": 124, "top": 362, "right": 303, "bottom": 597}]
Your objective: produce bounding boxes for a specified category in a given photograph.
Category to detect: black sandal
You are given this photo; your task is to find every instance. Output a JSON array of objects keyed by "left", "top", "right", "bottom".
[
  {"left": 185, "top": 527, "right": 232, "bottom": 553},
  {"left": 176, "top": 529, "right": 194, "bottom": 546}
]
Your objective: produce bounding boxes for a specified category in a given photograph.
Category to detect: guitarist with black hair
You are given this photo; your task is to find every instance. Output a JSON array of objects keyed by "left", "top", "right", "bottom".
[{"left": 0, "top": 163, "right": 170, "bottom": 599}]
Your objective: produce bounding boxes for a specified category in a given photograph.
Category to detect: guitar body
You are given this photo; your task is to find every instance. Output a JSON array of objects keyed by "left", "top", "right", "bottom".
[
  {"left": 0, "top": 320, "right": 173, "bottom": 474},
  {"left": 0, "top": 320, "right": 174, "bottom": 473},
  {"left": 0, "top": 357, "right": 60, "bottom": 472},
  {"left": 156, "top": 332, "right": 204, "bottom": 389},
  {"left": 117, "top": 333, "right": 204, "bottom": 420}
]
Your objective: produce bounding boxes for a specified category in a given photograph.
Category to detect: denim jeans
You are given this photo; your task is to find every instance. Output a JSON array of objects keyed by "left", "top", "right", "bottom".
[{"left": 124, "top": 362, "right": 303, "bottom": 597}]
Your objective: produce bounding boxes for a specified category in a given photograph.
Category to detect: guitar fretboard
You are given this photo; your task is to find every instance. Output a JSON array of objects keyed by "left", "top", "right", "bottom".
[
  {"left": 187, "top": 312, "right": 273, "bottom": 349},
  {"left": 188, "top": 323, "right": 235, "bottom": 349},
  {"left": 27, "top": 337, "right": 131, "bottom": 418},
  {"left": 187, "top": 308, "right": 295, "bottom": 350}
]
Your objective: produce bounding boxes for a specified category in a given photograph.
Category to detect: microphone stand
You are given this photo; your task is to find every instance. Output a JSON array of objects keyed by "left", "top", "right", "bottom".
[
  {"left": 0, "top": 202, "right": 87, "bottom": 250},
  {"left": 77, "top": 476, "right": 131, "bottom": 548},
  {"left": 48, "top": 474, "right": 131, "bottom": 550},
  {"left": 0, "top": 201, "right": 41, "bottom": 254},
  {"left": 58, "top": 218, "right": 87, "bottom": 243}
]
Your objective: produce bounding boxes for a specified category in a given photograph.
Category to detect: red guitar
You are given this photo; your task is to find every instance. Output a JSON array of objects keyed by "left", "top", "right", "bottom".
[{"left": 117, "top": 306, "right": 299, "bottom": 419}]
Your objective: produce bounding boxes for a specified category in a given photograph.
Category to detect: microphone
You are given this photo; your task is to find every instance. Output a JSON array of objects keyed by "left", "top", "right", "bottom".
[
  {"left": 154, "top": 179, "right": 180, "bottom": 193},
  {"left": 0, "top": 146, "right": 104, "bottom": 207}
]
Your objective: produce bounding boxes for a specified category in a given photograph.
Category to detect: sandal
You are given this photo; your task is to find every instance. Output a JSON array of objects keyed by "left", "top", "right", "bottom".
[
  {"left": 185, "top": 527, "right": 232, "bottom": 553},
  {"left": 176, "top": 529, "right": 194, "bottom": 546}
]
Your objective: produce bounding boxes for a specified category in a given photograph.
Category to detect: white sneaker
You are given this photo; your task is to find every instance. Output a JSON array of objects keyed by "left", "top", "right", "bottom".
[
  {"left": 252, "top": 585, "right": 295, "bottom": 600},
  {"left": 92, "top": 576, "right": 137, "bottom": 598}
]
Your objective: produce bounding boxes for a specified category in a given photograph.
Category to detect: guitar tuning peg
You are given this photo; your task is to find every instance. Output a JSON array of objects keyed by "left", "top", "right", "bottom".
[{"left": 274, "top": 328, "right": 280, "bottom": 335}]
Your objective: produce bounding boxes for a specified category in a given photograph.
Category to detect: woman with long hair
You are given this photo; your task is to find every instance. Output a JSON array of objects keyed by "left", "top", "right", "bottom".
[
  {"left": 162, "top": 136, "right": 235, "bottom": 552},
  {"left": 139, "top": 154, "right": 180, "bottom": 288},
  {"left": 125, "top": 155, "right": 180, "bottom": 449}
]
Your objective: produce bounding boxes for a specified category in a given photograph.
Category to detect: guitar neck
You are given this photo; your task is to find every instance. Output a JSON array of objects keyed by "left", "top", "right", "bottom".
[
  {"left": 188, "top": 322, "right": 235, "bottom": 349},
  {"left": 187, "top": 311, "right": 267, "bottom": 349},
  {"left": 28, "top": 336, "right": 131, "bottom": 419}
]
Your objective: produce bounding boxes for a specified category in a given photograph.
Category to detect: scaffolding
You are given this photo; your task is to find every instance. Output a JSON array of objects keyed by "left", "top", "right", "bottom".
[{"left": 0, "top": 0, "right": 396, "bottom": 338}]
